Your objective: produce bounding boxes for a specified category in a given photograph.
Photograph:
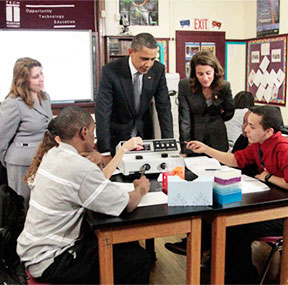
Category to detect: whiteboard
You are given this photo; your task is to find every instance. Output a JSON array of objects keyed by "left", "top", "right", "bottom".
[
  {"left": 0, "top": 30, "right": 93, "bottom": 102},
  {"left": 225, "top": 41, "right": 246, "bottom": 96}
]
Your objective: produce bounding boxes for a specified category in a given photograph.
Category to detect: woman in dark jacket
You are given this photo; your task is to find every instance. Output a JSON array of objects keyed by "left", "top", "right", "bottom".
[{"left": 178, "top": 51, "right": 235, "bottom": 155}]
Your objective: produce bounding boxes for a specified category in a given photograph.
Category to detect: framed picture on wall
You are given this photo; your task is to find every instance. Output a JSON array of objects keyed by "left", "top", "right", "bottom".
[
  {"left": 201, "top": 42, "right": 216, "bottom": 55},
  {"left": 119, "top": 0, "right": 159, "bottom": 26},
  {"left": 257, "top": 0, "right": 280, "bottom": 37},
  {"left": 246, "top": 36, "right": 286, "bottom": 106}
]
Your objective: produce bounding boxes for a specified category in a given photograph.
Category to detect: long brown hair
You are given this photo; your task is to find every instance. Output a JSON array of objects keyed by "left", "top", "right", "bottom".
[
  {"left": 24, "top": 117, "right": 59, "bottom": 184},
  {"left": 189, "top": 51, "right": 224, "bottom": 93},
  {"left": 7, "top": 57, "right": 46, "bottom": 108}
]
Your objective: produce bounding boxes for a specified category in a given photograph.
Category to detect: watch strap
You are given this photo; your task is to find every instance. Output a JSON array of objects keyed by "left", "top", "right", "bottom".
[{"left": 265, "top": 173, "right": 272, "bottom": 183}]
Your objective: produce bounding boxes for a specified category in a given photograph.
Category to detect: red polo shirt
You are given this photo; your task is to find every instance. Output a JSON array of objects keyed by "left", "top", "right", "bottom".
[{"left": 234, "top": 131, "right": 288, "bottom": 182}]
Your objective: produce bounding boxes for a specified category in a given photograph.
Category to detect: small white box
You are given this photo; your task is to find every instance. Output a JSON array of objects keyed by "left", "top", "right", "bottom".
[
  {"left": 214, "top": 167, "right": 241, "bottom": 180},
  {"left": 168, "top": 176, "right": 213, "bottom": 206}
]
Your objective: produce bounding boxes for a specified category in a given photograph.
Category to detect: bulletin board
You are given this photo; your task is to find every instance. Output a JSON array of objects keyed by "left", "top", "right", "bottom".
[
  {"left": 246, "top": 36, "right": 286, "bottom": 106},
  {"left": 176, "top": 31, "right": 225, "bottom": 79},
  {"left": 156, "top": 38, "right": 169, "bottom": 73}
]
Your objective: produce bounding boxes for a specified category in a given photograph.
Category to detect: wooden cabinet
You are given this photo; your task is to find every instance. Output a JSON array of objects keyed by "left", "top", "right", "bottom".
[{"left": 105, "top": 36, "right": 133, "bottom": 63}]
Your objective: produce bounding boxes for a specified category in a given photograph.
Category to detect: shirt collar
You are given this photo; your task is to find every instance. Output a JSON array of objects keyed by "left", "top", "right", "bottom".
[
  {"left": 261, "top": 131, "right": 282, "bottom": 148},
  {"left": 129, "top": 56, "right": 139, "bottom": 76},
  {"left": 58, "top": 142, "right": 79, "bottom": 154}
]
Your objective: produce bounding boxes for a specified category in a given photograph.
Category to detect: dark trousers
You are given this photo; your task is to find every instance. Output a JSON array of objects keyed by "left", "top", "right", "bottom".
[
  {"left": 0, "top": 163, "right": 8, "bottom": 186},
  {"left": 37, "top": 231, "right": 151, "bottom": 284},
  {"left": 225, "top": 218, "right": 283, "bottom": 284},
  {"left": 202, "top": 218, "right": 283, "bottom": 284}
]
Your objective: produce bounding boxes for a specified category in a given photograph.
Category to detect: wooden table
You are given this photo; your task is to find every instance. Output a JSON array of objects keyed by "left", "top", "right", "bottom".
[
  {"left": 87, "top": 204, "right": 211, "bottom": 284},
  {"left": 210, "top": 185, "right": 288, "bottom": 284},
  {"left": 87, "top": 172, "right": 288, "bottom": 284}
]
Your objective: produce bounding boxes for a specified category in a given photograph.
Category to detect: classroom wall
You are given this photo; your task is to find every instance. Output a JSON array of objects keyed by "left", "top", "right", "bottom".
[
  {"left": 104, "top": 0, "right": 288, "bottom": 124},
  {"left": 104, "top": 0, "right": 256, "bottom": 73},
  {"left": 279, "top": 0, "right": 288, "bottom": 123}
]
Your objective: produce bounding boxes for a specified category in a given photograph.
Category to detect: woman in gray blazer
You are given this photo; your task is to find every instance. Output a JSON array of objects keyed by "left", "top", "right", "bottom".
[{"left": 0, "top": 57, "right": 52, "bottom": 211}]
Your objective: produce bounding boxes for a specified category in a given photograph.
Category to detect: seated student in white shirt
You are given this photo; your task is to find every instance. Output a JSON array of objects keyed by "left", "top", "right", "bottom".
[
  {"left": 17, "top": 106, "right": 152, "bottom": 284},
  {"left": 225, "top": 91, "right": 254, "bottom": 149}
]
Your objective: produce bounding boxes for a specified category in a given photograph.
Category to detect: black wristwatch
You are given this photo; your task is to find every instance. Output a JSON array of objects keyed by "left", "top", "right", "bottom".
[{"left": 265, "top": 173, "right": 272, "bottom": 183}]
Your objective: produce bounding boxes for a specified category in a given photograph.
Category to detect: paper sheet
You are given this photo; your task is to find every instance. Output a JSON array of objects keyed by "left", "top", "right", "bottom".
[
  {"left": 261, "top": 42, "right": 270, "bottom": 56},
  {"left": 184, "top": 156, "right": 221, "bottom": 176},
  {"left": 240, "top": 175, "right": 270, "bottom": 193},
  {"left": 259, "top": 56, "right": 270, "bottom": 73},
  {"left": 137, "top": 192, "right": 168, "bottom": 207},
  {"left": 256, "top": 84, "right": 265, "bottom": 101},
  {"left": 112, "top": 182, "right": 168, "bottom": 207},
  {"left": 184, "top": 158, "right": 270, "bottom": 194}
]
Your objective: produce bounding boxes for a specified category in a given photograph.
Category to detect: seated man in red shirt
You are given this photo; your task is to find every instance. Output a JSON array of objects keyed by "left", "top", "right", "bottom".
[
  {"left": 186, "top": 105, "right": 287, "bottom": 283},
  {"left": 188, "top": 105, "right": 288, "bottom": 189}
]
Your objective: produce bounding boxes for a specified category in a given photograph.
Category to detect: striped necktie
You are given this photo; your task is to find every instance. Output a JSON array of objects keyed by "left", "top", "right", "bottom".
[{"left": 133, "top": 71, "right": 142, "bottom": 113}]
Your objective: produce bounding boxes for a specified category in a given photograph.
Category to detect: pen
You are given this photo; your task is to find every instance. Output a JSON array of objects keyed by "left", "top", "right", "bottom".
[
  {"left": 139, "top": 164, "right": 150, "bottom": 177},
  {"left": 176, "top": 141, "right": 186, "bottom": 145},
  {"left": 205, "top": 168, "right": 220, "bottom": 171}
]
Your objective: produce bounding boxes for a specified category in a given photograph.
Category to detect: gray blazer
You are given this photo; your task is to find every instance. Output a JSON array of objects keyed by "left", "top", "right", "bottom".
[{"left": 0, "top": 94, "right": 52, "bottom": 167}]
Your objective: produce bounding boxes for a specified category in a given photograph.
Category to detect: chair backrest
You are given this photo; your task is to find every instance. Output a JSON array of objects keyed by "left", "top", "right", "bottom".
[
  {"left": 274, "top": 106, "right": 284, "bottom": 128},
  {"left": 259, "top": 236, "right": 283, "bottom": 244}
]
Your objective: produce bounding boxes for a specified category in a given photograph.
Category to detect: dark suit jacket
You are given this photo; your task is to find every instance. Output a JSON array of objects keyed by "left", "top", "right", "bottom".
[
  {"left": 178, "top": 79, "right": 234, "bottom": 154},
  {"left": 95, "top": 57, "right": 173, "bottom": 154}
]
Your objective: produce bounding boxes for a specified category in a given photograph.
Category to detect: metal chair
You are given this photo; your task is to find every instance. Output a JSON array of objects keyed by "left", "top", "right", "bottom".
[{"left": 258, "top": 236, "right": 283, "bottom": 284}]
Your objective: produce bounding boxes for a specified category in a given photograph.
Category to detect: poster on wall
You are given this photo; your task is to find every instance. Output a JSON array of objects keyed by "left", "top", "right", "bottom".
[
  {"left": 156, "top": 39, "right": 168, "bottom": 72},
  {"left": 184, "top": 42, "right": 200, "bottom": 77},
  {"left": 119, "top": 0, "right": 158, "bottom": 26},
  {"left": 185, "top": 42, "right": 200, "bottom": 60},
  {"left": 0, "top": 0, "right": 95, "bottom": 30},
  {"left": 201, "top": 42, "right": 216, "bottom": 55},
  {"left": 246, "top": 36, "right": 286, "bottom": 106},
  {"left": 257, "top": 0, "right": 280, "bottom": 37}
]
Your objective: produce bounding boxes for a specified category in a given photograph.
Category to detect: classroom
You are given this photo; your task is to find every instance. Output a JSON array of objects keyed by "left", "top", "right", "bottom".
[{"left": 1, "top": 0, "right": 288, "bottom": 284}]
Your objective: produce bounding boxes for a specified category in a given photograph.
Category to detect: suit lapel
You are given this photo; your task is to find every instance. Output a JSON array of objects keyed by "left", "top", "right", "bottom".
[
  {"left": 32, "top": 96, "right": 50, "bottom": 118},
  {"left": 119, "top": 58, "right": 136, "bottom": 116}
]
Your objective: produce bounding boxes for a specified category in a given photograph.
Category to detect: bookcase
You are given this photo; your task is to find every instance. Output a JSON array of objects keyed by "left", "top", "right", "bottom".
[{"left": 105, "top": 36, "right": 133, "bottom": 62}]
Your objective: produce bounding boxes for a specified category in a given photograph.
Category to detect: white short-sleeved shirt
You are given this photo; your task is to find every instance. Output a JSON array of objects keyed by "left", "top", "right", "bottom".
[
  {"left": 225, "top": 108, "right": 248, "bottom": 148},
  {"left": 17, "top": 142, "right": 129, "bottom": 277}
]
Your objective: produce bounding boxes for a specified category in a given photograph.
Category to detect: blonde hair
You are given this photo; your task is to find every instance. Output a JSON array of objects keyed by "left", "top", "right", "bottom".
[
  {"left": 8, "top": 57, "right": 46, "bottom": 107},
  {"left": 24, "top": 117, "right": 59, "bottom": 184}
]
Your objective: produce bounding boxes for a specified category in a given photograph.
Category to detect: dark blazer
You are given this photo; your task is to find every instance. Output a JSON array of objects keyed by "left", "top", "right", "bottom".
[
  {"left": 178, "top": 79, "right": 234, "bottom": 154},
  {"left": 95, "top": 57, "right": 173, "bottom": 154}
]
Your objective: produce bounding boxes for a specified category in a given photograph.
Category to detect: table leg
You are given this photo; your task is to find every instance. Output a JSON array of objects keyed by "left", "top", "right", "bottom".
[
  {"left": 280, "top": 217, "right": 288, "bottom": 285},
  {"left": 211, "top": 215, "right": 226, "bottom": 284},
  {"left": 186, "top": 216, "right": 202, "bottom": 285},
  {"left": 145, "top": 238, "right": 157, "bottom": 261},
  {"left": 97, "top": 230, "right": 114, "bottom": 284}
]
